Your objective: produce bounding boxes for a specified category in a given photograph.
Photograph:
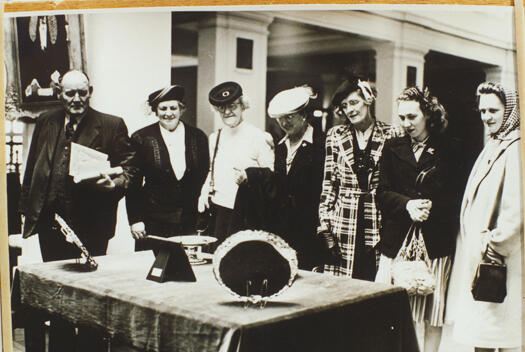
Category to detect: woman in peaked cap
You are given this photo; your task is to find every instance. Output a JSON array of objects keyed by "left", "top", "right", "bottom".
[
  {"left": 198, "top": 81, "right": 274, "bottom": 246},
  {"left": 126, "top": 85, "right": 209, "bottom": 250}
]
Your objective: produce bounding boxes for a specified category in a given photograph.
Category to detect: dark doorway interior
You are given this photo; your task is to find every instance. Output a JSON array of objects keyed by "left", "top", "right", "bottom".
[
  {"left": 266, "top": 51, "right": 375, "bottom": 140},
  {"left": 172, "top": 66, "right": 197, "bottom": 127},
  {"left": 424, "top": 51, "right": 488, "bottom": 179}
]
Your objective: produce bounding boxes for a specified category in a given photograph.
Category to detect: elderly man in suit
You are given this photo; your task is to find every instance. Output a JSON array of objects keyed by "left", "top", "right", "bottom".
[{"left": 20, "top": 69, "right": 135, "bottom": 352}]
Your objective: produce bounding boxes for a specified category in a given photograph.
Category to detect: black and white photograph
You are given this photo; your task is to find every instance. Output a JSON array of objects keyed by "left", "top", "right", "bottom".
[{"left": 2, "top": 4, "right": 521, "bottom": 352}]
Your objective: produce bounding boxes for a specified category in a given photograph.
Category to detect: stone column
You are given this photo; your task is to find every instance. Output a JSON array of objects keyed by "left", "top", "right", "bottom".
[
  {"left": 483, "top": 54, "right": 516, "bottom": 90},
  {"left": 491, "top": 49, "right": 517, "bottom": 91},
  {"left": 196, "top": 12, "right": 273, "bottom": 135},
  {"left": 483, "top": 66, "right": 502, "bottom": 84},
  {"left": 375, "top": 43, "right": 428, "bottom": 125}
]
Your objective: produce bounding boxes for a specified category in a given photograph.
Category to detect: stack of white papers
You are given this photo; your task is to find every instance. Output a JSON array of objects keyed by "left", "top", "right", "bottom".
[{"left": 69, "top": 143, "right": 123, "bottom": 183}]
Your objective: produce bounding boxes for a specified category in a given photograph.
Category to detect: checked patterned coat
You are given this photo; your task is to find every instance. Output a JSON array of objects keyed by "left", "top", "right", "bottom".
[{"left": 318, "top": 121, "right": 403, "bottom": 277}]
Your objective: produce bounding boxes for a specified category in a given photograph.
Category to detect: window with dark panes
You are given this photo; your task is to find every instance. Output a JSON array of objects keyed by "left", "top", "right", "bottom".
[{"left": 236, "top": 38, "right": 253, "bottom": 70}]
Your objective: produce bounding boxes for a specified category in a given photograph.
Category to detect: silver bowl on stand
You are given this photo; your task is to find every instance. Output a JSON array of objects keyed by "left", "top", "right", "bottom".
[{"left": 169, "top": 234, "right": 217, "bottom": 265}]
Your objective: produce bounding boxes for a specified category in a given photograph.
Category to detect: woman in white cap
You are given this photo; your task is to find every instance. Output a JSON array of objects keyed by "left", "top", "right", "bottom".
[
  {"left": 318, "top": 74, "right": 403, "bottom": 280},
  {"left": 198, "top": 81, "right": 274, "bottom": 245},
  {"left": 255, "top": 85, "right": 325, "bottom": 270},
  {"left": 126, "top": 85, "right": 209, "bottom": 250}
]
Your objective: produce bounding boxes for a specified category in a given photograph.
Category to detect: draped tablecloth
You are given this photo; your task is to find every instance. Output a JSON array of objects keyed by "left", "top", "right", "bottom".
[{"left": 13, "top": 251, "right": 419, "bottom": 352}]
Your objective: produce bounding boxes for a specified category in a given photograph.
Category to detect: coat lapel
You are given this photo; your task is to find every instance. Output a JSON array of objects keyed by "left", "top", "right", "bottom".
[
  {"left": 339, "top": 122, "right": 390, "bottom": 171},
  {"left": 183, "top": 122, "right": 194, "bottom": 172},
  {"left": 288, "top": 141, "right": 313, "bottom": 178},
  {"left": 46, "top": 111, "right": 64, "bottom": 163},
  {"left": 337, "top": 125, "right": 355, "bottom": 170},
  {"left": 465, "top": 134, "right": 520, "bottom": 203},
  {"left": 390, "top": 135, "right": 417, "bottom": 168},
  {"left": 417, "top": 137, "right": 438, "bottom": 171},
  {"left": 155, "top": 122, "right": 181, "bottom": 179},
  {"left": 75, "top": 108, "right": 101, "bottom": 148},
  {"left": 274, "top": 143, "right": 287, "bottom": 175},
  {"left": 368, "top": 123, "right": 388, "bottom": 168}
]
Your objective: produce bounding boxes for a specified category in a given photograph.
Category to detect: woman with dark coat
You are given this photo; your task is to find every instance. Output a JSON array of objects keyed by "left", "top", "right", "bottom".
[
  {"left": 231, "top": 86, "right": 325, "bottom": 270},
  {"left": 126, "top": 85, "right": 209, "bottom": 250},
  {"left": 376, "top": 87, "right": 464, "bottom": 352}
]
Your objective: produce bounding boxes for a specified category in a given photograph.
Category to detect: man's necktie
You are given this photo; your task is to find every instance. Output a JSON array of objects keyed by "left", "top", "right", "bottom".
[{"left": 65, "top": 117, "right": 76, "bottom": 139}]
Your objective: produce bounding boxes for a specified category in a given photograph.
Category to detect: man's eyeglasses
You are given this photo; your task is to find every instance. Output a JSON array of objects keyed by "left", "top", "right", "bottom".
[
  {"left": 64, "top": 89, "right": 89, "bottom": 98},
  {"left": 216, "top": 102, "right": 240, "bottom": 113}
]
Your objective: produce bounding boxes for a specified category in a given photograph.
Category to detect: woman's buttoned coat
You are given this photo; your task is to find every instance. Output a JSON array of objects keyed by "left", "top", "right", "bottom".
[
  {"left": 318, "top": 121, "right": 401, "bottom": 276},
  {"left": 447, "top": 129, "right": 522, "bottom": 348},
  {"left": 376, "top": 135, "right": 463, "bottom": 259},
  {"left": 126, "top": 122, "right": 209, "bottom": 233}
]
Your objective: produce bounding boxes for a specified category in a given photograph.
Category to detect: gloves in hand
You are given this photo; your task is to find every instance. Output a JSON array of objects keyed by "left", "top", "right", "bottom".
[
  {"left": 320, "top": 231, "right": 342, "bottom": 266},
  {"left": 406, "top": 199, "right": 432, "bottom": 222}
]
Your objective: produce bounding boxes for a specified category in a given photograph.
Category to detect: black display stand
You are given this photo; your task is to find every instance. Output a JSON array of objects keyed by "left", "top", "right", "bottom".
[{"left": 145, "top": 236, "right": 196, "bottom": 283}]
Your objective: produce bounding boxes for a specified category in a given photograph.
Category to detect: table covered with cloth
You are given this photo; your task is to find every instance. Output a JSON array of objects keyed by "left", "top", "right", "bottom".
[{"left": 12, "top": 251, "right": 419, "bottom": 352}]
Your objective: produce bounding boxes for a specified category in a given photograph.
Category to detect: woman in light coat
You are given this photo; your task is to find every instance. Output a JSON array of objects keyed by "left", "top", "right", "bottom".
[
  {"left": 198, "top": 81, "right": 274, "bottom": 245},
  {"left": 446, "top": 82, "right": 521, "bottom": 352}
]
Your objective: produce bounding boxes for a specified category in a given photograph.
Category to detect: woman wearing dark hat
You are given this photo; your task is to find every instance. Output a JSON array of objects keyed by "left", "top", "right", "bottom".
[
  {"left": 198, "top": 81, "right": 274, "bottom": 245},
  {"left": 231, "top": 85, "right": 326, "bottom": 270},
  {"left": 126, "top": 85, "right": 209, "bottom": 250},
  {"left": 318, "top": 74, "right": 403, "bottom": 280}
]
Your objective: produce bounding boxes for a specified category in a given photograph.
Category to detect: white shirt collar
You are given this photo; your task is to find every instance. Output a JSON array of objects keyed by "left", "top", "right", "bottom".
[
  {"left": 279, "top": 124, "right": 314, "bottom": 146},
  {"left": 159, "top": 120, "right": 184, "bottom": 138},
  {"left": 356, "top": 123, "right": 374, "bottom": 138},
  {"left": 354, "top": 123, "right": 374, "bottom": 150},
  {"left": 159, "top": 121, "right": 186, "bottom": 180}
]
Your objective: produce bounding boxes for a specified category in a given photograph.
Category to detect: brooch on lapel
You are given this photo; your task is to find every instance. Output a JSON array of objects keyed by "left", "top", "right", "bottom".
[{"left": 427, "top": 147, "right": 435, "bottom": 155}]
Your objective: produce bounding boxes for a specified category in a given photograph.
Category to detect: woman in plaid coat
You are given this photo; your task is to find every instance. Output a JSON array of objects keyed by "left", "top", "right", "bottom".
[{"left": 318, "top": 75, "right": 402, "bottom": 280}]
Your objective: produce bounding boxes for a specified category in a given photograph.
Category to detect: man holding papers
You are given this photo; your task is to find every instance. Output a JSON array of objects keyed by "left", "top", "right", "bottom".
[
  {"left": 19, "top": 69, "right": 135, "bottom": 351},
  {"left": 21, "top": 69, "right": 134, "bottom": 260}
]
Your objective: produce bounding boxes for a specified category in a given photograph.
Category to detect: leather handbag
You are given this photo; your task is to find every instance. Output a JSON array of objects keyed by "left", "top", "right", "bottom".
[
  {"left": 471, "top": 249, "right": 507, "bottom": 303},
  {"left": 196, "top": 129, "right": 222, "bottom": 235}
]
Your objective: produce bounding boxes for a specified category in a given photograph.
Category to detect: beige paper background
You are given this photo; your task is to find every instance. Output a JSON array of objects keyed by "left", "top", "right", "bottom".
[{"left": 1, "top": 1, "right": 523, "bottom": 352}]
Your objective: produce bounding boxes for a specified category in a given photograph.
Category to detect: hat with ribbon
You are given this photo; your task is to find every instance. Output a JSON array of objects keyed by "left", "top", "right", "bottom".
[{"left": 148, "top": 85, "right": 185, "bottom": 111}]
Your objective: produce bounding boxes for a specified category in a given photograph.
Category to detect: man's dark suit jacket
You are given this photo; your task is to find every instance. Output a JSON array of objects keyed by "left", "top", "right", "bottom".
[{"left": 20, "top": 106, "right": 135, "bottom": 240}]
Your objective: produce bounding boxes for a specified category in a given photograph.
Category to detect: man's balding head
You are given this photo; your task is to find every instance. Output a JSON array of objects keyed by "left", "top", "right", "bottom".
[{"left": 59, "top": 70, "right": 92, "bottom": 118}]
